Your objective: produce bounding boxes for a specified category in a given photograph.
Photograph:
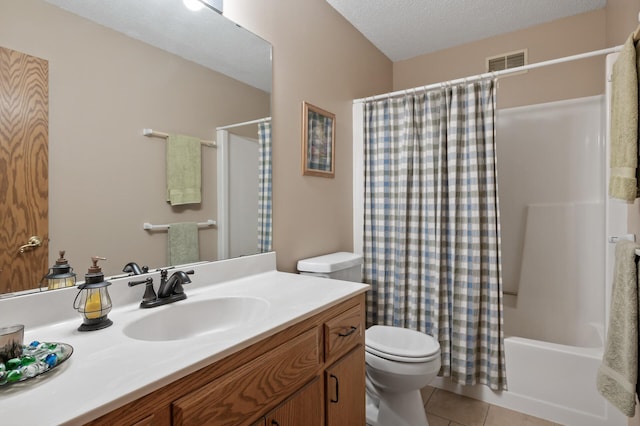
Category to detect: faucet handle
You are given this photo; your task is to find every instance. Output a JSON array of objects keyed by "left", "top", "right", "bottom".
[{"left": 128, "top": 278, "right": 149, "bottom": 286}]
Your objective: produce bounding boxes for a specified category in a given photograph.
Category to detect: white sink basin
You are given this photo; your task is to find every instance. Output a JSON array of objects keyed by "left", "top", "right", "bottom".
[{"left": 123, "top": 296, "right": 270, "bottom": 342}]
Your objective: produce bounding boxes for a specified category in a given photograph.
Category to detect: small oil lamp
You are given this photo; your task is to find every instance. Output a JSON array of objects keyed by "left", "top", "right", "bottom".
[
  {"left": 42, "top": 250, "right": 76, "bottom": 290},
  {"left": 73, "top": 256, "right": 113, "bottom": 332}
]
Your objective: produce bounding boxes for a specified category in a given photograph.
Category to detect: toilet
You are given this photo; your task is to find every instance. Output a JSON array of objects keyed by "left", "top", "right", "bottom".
[{"left": 297, "top": 252, "right": 441, "bottom": 426}]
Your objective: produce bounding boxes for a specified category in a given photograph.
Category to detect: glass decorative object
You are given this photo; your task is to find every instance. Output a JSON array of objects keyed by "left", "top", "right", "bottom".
[{"left": 0, "top": 341, "right": 73, "bottom": 386}]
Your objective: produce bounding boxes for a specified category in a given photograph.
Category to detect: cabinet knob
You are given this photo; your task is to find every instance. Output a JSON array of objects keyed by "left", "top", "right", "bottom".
[{"left": 271, "top": 420, "right": 280, "bottom": 426}]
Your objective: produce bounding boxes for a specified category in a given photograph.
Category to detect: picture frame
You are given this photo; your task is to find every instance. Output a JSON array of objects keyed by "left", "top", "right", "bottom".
[{"left": 302, "top": 101, "right": 335, "bottom": 178}]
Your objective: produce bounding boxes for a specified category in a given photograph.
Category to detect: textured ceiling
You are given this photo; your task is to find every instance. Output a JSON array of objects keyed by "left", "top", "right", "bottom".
[
  {"left": 43, "top": 0, "right": 272, "bottom": 92},
  {"left": 327, "top": 0, "right": 607, "bottom": 61}
]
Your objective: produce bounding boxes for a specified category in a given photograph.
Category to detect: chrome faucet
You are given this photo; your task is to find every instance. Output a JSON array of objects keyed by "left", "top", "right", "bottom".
[{"left": 128, "top": 268, "right": 194, "bottom": 308}]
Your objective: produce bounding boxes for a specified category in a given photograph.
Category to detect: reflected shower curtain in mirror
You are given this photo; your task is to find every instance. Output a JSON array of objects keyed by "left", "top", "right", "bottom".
[
  {"left": 362, "top": 79, "right": 507, "bottom": 390},
  {"left": 258, "top": 121, "right": 272, "bottom": 252}
]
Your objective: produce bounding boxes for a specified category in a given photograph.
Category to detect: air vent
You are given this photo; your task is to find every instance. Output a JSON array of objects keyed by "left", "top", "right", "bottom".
[{"left": 486, "top": 49, "right": 527, "bottom": 73}]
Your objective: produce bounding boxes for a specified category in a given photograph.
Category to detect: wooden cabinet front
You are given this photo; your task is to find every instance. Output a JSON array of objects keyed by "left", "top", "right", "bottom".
[
  {"left": 325, "top": 346, "right": 366, "bottom": 426},
  {"left": 264, "top": 377, "right": 323, "bottom": 426},
  {"left": 172, "top": 328, "right": 320, "bottom": 425},
  {"left": 324, "top": 304, "right": 364, "bottom": 365}
]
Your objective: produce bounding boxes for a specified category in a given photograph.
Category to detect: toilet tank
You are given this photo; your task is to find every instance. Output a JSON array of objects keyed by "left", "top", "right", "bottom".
[{"left": 297, "top": 252, "right": 363, "bottom": 282}]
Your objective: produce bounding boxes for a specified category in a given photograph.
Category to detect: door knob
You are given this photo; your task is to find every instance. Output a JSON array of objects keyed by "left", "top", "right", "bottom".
[{"left": 18, "top": 236, "right": 42, "bottom": 253}]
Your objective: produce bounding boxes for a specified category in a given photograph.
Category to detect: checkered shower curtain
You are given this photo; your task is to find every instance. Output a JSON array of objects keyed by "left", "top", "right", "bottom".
[
  {"left": 258, "top": 121, "right": 272, "bottom": 252},
  {"left": 363, "top": 79, "right": 507, "bottom": 390}
]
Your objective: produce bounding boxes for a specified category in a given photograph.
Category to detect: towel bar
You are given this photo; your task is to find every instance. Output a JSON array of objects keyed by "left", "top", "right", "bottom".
[
  {"left": 143, "top": 128, "right": 216, "bottom": 148},
  {"left": 143, "top": 220, "right": 216, "bottom": 231}
]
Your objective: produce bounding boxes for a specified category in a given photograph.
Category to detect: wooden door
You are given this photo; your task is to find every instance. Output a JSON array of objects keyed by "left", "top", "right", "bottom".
[
  {"left": 325, "top": 346, "right": 366, "bottom": 426},
  {"left": 0, "top": 46, "right": 49, "bottom": 293}
]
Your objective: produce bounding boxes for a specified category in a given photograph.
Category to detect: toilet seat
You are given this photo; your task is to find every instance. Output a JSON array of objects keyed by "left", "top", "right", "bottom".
[{"left": 366, "top": 325, "right": 440, "bottom": 363}]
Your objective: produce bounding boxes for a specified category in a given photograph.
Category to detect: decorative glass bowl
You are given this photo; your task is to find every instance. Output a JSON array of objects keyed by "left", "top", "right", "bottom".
[{"left": 0, "top": 341, "right": 73, "bottom": 386}]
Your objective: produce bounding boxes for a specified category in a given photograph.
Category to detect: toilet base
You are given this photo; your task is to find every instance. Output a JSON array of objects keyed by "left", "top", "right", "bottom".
[{"left": 365, "top": 388, "right": 428, "bottom": 426}]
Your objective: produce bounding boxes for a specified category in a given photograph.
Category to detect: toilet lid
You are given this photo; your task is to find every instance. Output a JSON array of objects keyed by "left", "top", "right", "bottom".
[{"left": 366, "top": 325, "right": 440, "bottom": 362}]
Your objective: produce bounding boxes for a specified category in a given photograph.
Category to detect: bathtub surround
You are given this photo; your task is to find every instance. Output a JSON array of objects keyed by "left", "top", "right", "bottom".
[
  {"left": 497, "top": 96, "right": 606, "bottom": 341},
  {"left": 597, "top": 240, "right": 640, "bottom": 416},
  {"left": 362, "top": 79, "right": 506, "bottom": 391}
]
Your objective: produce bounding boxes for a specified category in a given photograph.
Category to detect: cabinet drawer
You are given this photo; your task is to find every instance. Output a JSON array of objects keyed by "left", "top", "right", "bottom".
[
  {"left": 172, "top": 327, "right": 320, "bottom": 426},
  {"left": 324, "top": 304, "right": 363, "bottom": 362}
]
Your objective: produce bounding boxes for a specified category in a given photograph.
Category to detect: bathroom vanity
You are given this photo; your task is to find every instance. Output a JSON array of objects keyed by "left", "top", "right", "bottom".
[
  {"left": 0, "top": 253, "right": 369, "bottom": 425},
  {"left": 91, "top": 294, "right": 364, "bottom": 425}
]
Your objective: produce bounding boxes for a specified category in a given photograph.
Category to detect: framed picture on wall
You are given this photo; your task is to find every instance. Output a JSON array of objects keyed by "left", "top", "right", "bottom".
[{"left": 302, "top": 101, "right": 335, "bottom": 178}]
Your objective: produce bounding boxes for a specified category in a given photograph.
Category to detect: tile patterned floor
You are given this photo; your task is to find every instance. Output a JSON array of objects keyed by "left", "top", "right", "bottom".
[{"left": 420, "top": 386, "right": 564, "bottom": 426}]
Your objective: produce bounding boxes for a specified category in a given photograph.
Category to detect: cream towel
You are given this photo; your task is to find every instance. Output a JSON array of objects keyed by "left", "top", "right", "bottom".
[
  {"left": 166, "top": 134, "right": 201, "bottom": 206},
  {"left": 597, "top": 240, "right": 639, "bottom": 416},
  {"left": 168, "top": 222, "right": 199, "bottom": 266},
  {"left": 609, "top": 34, "right": 640, "bottom": 202}
]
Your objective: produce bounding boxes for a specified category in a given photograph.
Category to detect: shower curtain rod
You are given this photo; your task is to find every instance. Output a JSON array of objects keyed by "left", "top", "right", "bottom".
[
  {"left": 217, "top": 116, "right": 271, "bottom": 131},
  {"left": 353, "top": 45, "right": 623, "bottom": 104}
]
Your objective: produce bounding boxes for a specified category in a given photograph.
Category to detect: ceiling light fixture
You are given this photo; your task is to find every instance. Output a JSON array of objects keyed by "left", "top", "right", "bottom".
[{"left": 183, "top": 0, "right": 204, "bottom": 12}]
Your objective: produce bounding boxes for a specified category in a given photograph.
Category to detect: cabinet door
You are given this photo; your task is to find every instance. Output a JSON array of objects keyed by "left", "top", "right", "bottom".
[
  {"left": 265, "top": 377, "right": 322, "bottom": 426},
  {"left": 172, "top": 328, "right": 320, "bottom": 425},
  {"left": 325, "top": 346, "right": 365, "bottom": 426}
]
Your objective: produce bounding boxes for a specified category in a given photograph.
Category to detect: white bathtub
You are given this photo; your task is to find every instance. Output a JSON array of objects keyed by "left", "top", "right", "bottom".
[{"left": 432, "top": 331, "right": 626, "bottom": 426}]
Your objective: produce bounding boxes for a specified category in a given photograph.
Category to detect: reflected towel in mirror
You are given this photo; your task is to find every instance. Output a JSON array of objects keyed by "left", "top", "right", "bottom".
[
  {"left": 166, "top": 134, "right": 201, "bottom": 205},
  {"left": 168, "top": 222, "right": 199, "bottom": 266}
]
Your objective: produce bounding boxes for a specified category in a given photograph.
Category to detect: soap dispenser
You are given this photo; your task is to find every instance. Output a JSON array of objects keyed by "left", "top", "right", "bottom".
[
  {"left": 41, "top": 250, "right": 76, "bottom": 290},
  {"left": 73, "top": 256, "right": 113, "bottom": 332}
]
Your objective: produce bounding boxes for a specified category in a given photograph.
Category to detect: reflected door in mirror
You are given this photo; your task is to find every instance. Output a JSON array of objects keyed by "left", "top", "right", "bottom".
[{"left": 0, "top": 46, "right": 49, "bottom": 293}]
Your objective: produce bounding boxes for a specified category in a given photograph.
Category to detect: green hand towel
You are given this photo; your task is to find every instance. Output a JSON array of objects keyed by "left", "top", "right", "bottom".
[
  {"left": 168, "top": 222, "right": 199, "bottom": 266},
  {"left": 166, "top": 134, "right": 201, "bottom": 206},
  {"left": 609, "top": 35, "right": 640, "bottom": 202},
  {"left": 597, "top": 240, "right": 639, "bottom": 416}
]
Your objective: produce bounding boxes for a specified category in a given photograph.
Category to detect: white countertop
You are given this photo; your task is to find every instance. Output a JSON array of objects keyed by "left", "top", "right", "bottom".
[{"left": 0, "top": 253, "right": 369, "bottom": 425}]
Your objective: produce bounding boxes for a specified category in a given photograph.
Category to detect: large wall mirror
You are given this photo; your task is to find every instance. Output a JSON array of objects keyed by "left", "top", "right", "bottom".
[{"left": 0, "top": 0, "right": 272, "bottom": 295}]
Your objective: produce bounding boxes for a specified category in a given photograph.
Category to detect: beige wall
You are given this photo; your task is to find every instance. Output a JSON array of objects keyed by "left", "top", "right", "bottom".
[
  {"left": 393, "top": 10, "right": 607, "bottom": 109},
  {"left": 225, "top": 0, "right": 393, "bottom": 272},
  {"left": 607, "top": 0, "right": 640, "bottom": 46},
  {"left": 1, "top": 0, "right": 270, "bottom": 277}
]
